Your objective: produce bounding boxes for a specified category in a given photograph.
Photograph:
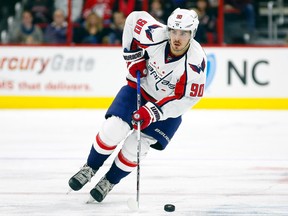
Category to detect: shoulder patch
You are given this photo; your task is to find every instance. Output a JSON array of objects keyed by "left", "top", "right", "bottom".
[
  {"left": 188, "top": 58, "right": 206, "bottom": 74},
  {"left": 145, "top": 24, "right": 162, "bottom": 42}
]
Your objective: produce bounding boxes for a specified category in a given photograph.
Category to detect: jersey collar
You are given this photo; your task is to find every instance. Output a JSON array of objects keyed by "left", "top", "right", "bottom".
[{"left": 164, "top": 42, "right": 189, "bottom": 64}]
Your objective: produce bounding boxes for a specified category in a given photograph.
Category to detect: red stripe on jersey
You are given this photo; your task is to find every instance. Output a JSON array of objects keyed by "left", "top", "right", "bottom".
[
  {"left": 127, "top": 79, "right": 157, "bottom": 102},
  {"left": 156, "top": 70, "right": 187, "bottom": 107},
  {"left": 130, "top": 38, "right": 149, "bottom": 50},
  {"left": 96, "top": 133, "right": 117, "bottom": 151},
  {"left": 130, "top": 38, "right": 140, "bottom": 50},
  {"left": 174, "top": 70, "right": 187, "bottom": 98},
  {"left": 155, "top": 95, "right": 178, "bottom": 107},
  {"left": 118, "top": 150, "right": 137, "bottom": 167}
]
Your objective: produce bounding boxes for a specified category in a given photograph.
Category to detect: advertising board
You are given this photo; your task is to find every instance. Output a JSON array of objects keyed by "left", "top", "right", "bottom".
[{"left": 1, "top": 46, "right": 287, "bottom": 109}]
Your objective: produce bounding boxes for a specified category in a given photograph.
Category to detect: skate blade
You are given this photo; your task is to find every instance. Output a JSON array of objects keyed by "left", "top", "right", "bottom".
[
  {"left": 86, "top": 195, "right": 95, "bottom": 204},
  {"left": 66, "top": 188, "right": 73, "bottom": 195}
]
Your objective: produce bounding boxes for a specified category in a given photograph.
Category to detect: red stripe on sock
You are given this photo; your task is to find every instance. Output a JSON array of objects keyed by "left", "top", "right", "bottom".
[
  {"left": 96, "top": 134, "right": 117, "bottom": 151},
  {"left": 118, "top": 150, "right": 137, "bottom": 167}
]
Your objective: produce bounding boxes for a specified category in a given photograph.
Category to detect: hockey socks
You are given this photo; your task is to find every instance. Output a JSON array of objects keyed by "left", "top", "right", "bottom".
[
  {"left": 106, "top": 150, "right": 137, "bottom": 184},
  {"left": 87, "top": 133, "right": 117, "bottom": 170}
]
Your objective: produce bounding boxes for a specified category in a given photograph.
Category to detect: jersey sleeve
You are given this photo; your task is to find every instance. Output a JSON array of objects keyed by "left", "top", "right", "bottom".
[
  {"left": 155, "top": 58, "right": 207, "bottom": 120},
  {"left": 122, "top": 11, "right": 167, "bottom": 51}
]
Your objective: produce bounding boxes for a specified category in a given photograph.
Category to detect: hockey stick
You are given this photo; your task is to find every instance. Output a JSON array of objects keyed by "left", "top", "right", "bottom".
[
  {"left": 127, "top": 71, "right": 142, "bottom": 211},
  {"left": 136, "top": 70, "right": 141, "bottom": 208}
]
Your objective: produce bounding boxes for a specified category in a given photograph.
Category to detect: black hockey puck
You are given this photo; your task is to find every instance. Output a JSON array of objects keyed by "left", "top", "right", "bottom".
[{"left": 164, "top": 204, "right": 175, "bottom": 212}]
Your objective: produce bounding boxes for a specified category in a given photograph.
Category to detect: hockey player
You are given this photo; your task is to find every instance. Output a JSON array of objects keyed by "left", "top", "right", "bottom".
[{"left": 68, "top": 8, "right": 207, "bottom": 202}]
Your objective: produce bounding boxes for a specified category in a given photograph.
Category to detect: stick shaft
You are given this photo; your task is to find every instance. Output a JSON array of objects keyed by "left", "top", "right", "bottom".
[{"left": 136, "top": 71, "right": 141, "bottom": 208}]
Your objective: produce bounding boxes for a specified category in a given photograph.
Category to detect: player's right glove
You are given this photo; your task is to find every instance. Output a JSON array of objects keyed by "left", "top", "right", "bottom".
[{"left": 127, "top": 58, "right": 148, "bottom": 78}]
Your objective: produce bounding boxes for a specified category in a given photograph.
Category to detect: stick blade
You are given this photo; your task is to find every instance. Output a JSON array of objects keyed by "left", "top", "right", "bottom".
[{"left": 127, "top": 197, "right": 139, "bottom": 212}]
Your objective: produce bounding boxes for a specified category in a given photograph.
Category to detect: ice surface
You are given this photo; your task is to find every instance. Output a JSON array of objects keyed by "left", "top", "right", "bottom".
[{"left": 0, "top": 109, "right": 288, "bottom": 215}]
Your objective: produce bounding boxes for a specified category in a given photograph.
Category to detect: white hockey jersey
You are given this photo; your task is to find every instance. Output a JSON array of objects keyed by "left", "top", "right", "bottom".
[{"left": 122, "top": 11, "right": 207, "bottom": 121}]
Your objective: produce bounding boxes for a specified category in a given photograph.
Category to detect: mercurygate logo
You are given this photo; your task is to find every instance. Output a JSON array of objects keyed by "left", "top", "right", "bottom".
[{"left": 0, "top": 54, "right": 95, "bottom": 74}]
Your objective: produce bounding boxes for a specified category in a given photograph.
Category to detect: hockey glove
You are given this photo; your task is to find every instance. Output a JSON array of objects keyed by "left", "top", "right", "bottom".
[
  {"left": 123, "top": 48, "right": 144, "bottom": 62},
  {"left": 127, "top": 58, "right": 148, "bottom": 78},
  {"left": 123, "top": 48, "right": 147, "bottom": 78},
  {"left": 132, "top": 102, "right": 163, "bottom": 130}
]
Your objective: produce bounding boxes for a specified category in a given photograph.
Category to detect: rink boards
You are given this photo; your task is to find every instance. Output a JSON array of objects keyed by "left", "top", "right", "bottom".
[{"left": 0, "top": 46, "right": 287, "bottom": 109}]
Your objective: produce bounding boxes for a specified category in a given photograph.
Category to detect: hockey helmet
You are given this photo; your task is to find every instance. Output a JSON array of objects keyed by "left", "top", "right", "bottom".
[{"left": 167, "top": 8, "right": 199, "bottom": 38}]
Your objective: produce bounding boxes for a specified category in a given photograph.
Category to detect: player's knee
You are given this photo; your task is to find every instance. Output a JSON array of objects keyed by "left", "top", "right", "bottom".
[
  {"left": 99, "top": 116, "right": 130, "bottom": 146},
  {"left": 93, "top": 116, "right": 130, "bottom": 155},
  {"left": 121, "top": 131, "right": 156, "bottom": 162}
]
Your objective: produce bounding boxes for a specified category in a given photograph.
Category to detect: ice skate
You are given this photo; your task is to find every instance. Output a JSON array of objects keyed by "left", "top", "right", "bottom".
[
  {"left": 90, "top": 176, "right": 115, "bottom": 202},
  {"left": 68, "top": 164, "right": 98, "bottom": 191}
]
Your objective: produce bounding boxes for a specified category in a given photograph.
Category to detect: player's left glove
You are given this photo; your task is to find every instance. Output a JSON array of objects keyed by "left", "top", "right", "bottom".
[
  {"left": 123, "top": 48, "right": 148, "bottom": 78},
  {"left": 132, "top": 102, "right": 163, "bottom": 130}
]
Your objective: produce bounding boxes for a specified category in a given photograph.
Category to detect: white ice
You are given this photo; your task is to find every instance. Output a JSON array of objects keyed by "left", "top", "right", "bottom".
[{"left": 0, "top": 109, "right": 288, "bottom": 216}]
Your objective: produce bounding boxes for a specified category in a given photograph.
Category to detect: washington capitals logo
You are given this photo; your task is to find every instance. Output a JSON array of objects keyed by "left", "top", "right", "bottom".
[
  {"left": 189, "top": 59, "right": 206, "bottom": 74},
  {"left": 145, "top": 24, "right": 161, "bottom": 42}
]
